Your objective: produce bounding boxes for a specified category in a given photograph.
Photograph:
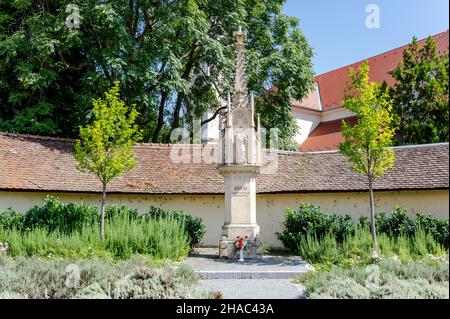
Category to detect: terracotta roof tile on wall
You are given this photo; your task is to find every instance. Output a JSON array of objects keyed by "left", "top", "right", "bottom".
[
  {"left": 0, "top": 133, "right": 448, "bottom": 194},
  {"left": 315, "top": 30, "right": 449, "bottom": 110}
]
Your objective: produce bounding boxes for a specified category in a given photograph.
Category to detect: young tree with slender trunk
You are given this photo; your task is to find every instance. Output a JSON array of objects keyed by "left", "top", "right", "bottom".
[
  {"left": 339, "top": 61, "right": 396, "bottom": 258},
  {"left": 75, "top": 82, "right": 142, "bottom": 240}
]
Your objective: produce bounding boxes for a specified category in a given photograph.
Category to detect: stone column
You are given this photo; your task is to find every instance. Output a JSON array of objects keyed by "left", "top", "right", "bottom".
[
  {"left": 218, "top": 165, "right": 263, "bottom": 258},
  {"left": 218, "top": 27, "right": 263, "bottom": 259}
]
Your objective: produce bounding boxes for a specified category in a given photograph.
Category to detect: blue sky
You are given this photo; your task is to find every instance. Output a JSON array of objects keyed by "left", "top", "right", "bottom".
[{"left": 284, "top": 0, "right": 449, "bottom": 75}]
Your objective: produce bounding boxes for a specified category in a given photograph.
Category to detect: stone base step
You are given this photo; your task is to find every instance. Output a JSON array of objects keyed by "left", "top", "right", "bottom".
[{"left": 195, "top": 270, "right": 309, "bottom": 280}]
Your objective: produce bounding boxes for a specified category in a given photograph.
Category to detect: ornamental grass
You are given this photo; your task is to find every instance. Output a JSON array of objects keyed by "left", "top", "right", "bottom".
[{"left": 0, "top": 213, "right": 189, "bottom": 261}]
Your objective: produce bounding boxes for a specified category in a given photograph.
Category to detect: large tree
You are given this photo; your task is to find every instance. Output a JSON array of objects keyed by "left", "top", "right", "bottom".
[
  {"left": 339, "top": 61, "right": 396, "bottom": 258},
  {"left": 0, "top": 0, "right": 314, "bottom": 149},
  {"left": 390, "top": 36, "right": 449, "bottom": 145}
]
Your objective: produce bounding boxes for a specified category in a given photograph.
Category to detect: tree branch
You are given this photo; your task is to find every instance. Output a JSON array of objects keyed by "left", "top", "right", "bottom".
[{"left": 201, "top": 106, "right": 227, "bottom": 126}]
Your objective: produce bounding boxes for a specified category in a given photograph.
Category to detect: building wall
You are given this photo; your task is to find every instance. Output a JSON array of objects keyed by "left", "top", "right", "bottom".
[
  {"left": 320, "top": 107, "right": 354, "bottom": 122},
  {"left": 201, "top": 111, "right": 220, "bottom": 144},
  {"left": 291, "top": 109, "right": 321, "bottom": 145},
  {"left": 0, "top": 189, "right": 448, "bottom": 247}
]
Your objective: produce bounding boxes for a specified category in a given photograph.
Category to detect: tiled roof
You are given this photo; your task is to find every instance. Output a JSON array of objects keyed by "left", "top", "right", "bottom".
[
  {"left": 299, "top": 117, "right": 357, "bottom": 152},
  {"left": 0, "top": 133, "right": 448, "bottom": 194},
  {"left": 295, "top": 30, "right": 449, "bottom": 111}
]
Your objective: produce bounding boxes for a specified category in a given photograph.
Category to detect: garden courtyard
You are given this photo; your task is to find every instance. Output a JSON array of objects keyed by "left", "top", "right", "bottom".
[
  {"left": 0, "top": 0, "right": 449, "bottom": 302},
  {"left": 0, "top": 197, "right": 448, "bottom": 299}
]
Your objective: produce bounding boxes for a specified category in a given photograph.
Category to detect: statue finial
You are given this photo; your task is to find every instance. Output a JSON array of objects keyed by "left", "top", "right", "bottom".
[
  {"left": 233, "top": 27, "right": 248, "bottom": 107},
  {"left": 233, "top": 27, "right": 247, "bottom": 46}
]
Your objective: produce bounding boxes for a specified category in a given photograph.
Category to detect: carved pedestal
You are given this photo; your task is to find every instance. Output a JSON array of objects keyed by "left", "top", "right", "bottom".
[{"left": 218, "top": 165, "right": 263, "bottom": 259}]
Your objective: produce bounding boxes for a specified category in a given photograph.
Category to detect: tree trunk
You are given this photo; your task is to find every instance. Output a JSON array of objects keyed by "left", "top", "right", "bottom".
[
  {"left": 368, "top": 177, "right": 378, "bottom": 257},
  {"left": 100, "top": 183, "right": 107, "bottom": 240},
  {"left": 169, "top": 92, "right": 185, "bottom": 139},
  {"left": 152, "top": 90, "right": 168, "bottom": 143}
]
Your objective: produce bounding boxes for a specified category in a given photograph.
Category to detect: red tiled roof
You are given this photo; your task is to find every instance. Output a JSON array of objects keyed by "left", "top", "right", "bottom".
[
  {"left": 299, "top": 117, "right": 357, "bottom": 152},
  {"left": 0, "top": 133, "right": 448, "bottom": 194},
  {"left": 315, "top": 30, "right": 449, "bottom": 111}
]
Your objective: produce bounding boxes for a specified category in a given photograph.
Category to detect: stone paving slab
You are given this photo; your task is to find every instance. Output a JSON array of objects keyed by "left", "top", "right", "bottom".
[
  {"left": 198, "top": 279, "right": 305, "bottom": 299},
  {"left": 183, "top": 248, "right": 313, "bottom": 279}
]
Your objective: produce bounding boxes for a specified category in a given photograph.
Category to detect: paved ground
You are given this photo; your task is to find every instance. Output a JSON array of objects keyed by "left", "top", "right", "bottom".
[
  {"left": 183, "top": 248, "right": 311, "bottom": 299},
  {"left": 184, "top": 248, "right": 312, "bottom": 276},
  {"left": 198, "top": 279, "right": 305, "bottom": 299}
]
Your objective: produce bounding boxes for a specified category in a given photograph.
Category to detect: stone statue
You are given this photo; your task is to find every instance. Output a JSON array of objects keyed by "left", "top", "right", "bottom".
[
  {"left": 236, "top": 133, "right": 247, "bottom": 164},
  {"left": 218, "top": 27, "right": 262, "bottom": 259}
]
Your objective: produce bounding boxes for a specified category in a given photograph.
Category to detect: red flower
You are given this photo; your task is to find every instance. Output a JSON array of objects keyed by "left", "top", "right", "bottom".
[{"left": 237, "top": 238, "right": 243, "bottom": 250}]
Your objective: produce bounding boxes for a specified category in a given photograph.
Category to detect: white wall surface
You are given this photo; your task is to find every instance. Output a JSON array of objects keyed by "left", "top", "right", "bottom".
[{"left": 0, "top": 189, "right": 448, "bottom": 247}]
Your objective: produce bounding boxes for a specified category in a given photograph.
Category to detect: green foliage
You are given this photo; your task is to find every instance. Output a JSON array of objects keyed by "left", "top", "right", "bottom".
[
  {"left": 103, "top": 213, "right": 189, "bottom": 260},
  {"left": 0, "top": 207, "right": 23, "bottom": 230},
  {"left": 0, "top": 198, "right": 204, "bottom": 255},
  {"left": 297, "top": 233, "right": 344, "bottom": 265},
  {"left": 105, "top": 205, "right": 206, "bottom": 250},
  {"left": 303, "top": 259, "right": 449, "bottom": 299},
  {"left": 23, "top": 196, "right": 98, "bottom": 233},
  {"left": 104, "top": 205, "right": 139, "bottom": 220},
  {"left": 255, "top": 90, "right": 300, "bottom": 150},
  {"left": 0, "top": 0, "right": 314, "bottom": 148},
  {"left": 0, "top": 256, "right": 213, "bottom": 299},
  {"left": 339, "top": 60, "right": 397, "bottom": 255},
  {"left": 74, "top": 82, "right": 142, "bottom": 239},
  {"left": 0, "top": 213, "right": 189, "bottom": 261},
  {"left": 0, "top": 227, "right": 111, "bottom": 260},
  {"left": 275, "top": 203, "right": 356, "bottom": 251},
  {"left": 339, "top": 61, "right": 396, "bottom": 180},
  {"left": 375, "top": 206, "right": 417, "bottom": 238},
  {"left": 416, "top": 213, "right": 449, "bottom": 247},
  {"left": 375, "top": 207, "right": 449, "bottom": 246},
  {"left": 108, "top": 265, "right": 212, "bottom": 299},
  {"left": 296, "top": 227, "right": 446, "bottom": 267},
  {"left": 276, "top": 203, "right": 449, "bottom": 264},
  {"left": 0, "top": 198, "right": 205, "bottom": 260},
  {"left": 146, "top": 206, "right": 206, "bottom": 250},
  {"left": 391, "top": 36, "right": 449, "bottom": 144},
  {"left": 74, "top": 82, "right": 142, "bottom": 186}
]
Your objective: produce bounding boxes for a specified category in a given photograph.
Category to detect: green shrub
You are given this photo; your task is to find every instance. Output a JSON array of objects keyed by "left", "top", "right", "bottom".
[
  {"left": 0, "top": 211, "right": 190, "bottom": 261},
  {"left": 0, "top": 227, "right": 110, "bottom": 259},
  {"left": 294, "top": 227, "right": 446, "bottom": 266},
  {"left": 375, "top": 207, "right": 448, "bottom": 246},
  {"left": 0, "top": 207, "right": 23, "bottom": 230},
  {"left": 415, "top": 213, "right": 449, "bottom": 246},
  {"left": 146, "top": 206, "right": 206, "bottom": 250},
  {"left": 277, "top": 203, "right": 449, "bottom": 253},
  {"left": 308, "top": 277, "right": 370, "bottom": 299},
  {"left": 23, "top": 196, "right": 98, "bottom": 233},
  {"left": 303, "top": 259, "right": 449, "bottom": 299},
  {"left": 1, "top": 198, "right": 205, "bottom": 253},
  {"left": 0, "top": 256, "right": 213, "bottom": 299},
  {"left": 297, "top": 233, "right": 344, "bottom": 265},
  {"left": 375, "top": 206, "right": 416, "bottom": 238},
  {"left": 109, "top": 265, "right": 213, "bottom": 299},
  {"left": 104, "top": 212, "right": 189, "bottom": 260},
  {"left": 276, "top": 203, "right": 355, "bottom": 251},
  {"left": 105, "top": 205, "right": 139, "bottom": 220}
]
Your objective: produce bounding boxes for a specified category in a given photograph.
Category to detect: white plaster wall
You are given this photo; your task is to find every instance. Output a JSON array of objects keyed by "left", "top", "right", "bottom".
[
  {"left": 291, "top": 110, "right": 321, "bottom": 145},
  {"left": 201, "top": 111, "right": 220, "bottom": 144},
  {"left": 320, "top": 107, "right": 354, "bottom": 122},
  {"left": 0, "top": 190, "right": 448, "bottom": 248}
]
